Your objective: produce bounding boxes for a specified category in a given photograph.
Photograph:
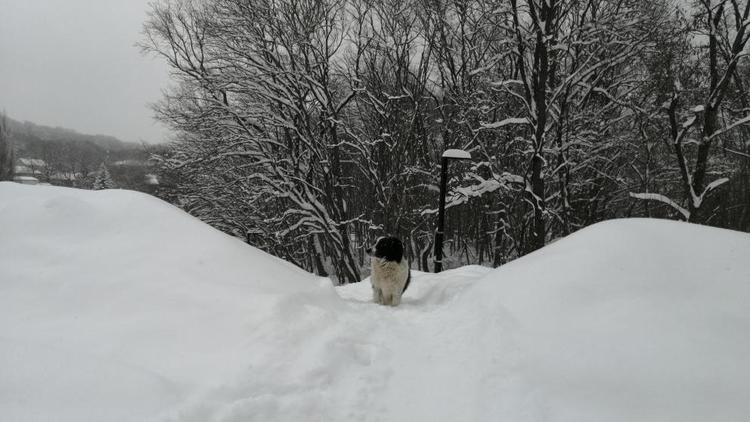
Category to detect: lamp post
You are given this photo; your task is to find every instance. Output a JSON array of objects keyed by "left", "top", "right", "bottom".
[{"left": 433, "top": 149, "right": 471, "bottom": 273}]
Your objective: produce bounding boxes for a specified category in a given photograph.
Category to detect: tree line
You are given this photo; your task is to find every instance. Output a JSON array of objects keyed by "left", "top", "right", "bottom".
[{"left": 142, "top": 0, "right": 750, "bottom": 284}]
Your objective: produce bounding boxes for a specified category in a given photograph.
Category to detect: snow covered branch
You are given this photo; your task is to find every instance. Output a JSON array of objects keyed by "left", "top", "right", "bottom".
[{"left": 629, "top": 192, "right": 690, "bottom": 221}]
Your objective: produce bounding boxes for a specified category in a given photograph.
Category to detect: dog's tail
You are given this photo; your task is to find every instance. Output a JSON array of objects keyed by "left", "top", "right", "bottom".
[{"left": 402, "top": 262, "right": 411, "bottom": 294}]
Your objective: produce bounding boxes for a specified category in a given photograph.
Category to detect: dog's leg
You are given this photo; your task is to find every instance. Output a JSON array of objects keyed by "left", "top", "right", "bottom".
[
  {"left": 391, "top": 292, "right": 401, "bottom": 307},
  {"left": 383, "top": 290, "right": 396, "bottom": 306},
  {"left": 373, "top": 285, "right": 383, "bottom": 304}
]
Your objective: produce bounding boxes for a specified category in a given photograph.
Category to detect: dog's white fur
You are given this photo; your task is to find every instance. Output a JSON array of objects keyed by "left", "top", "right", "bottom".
[{"left": 370, "top": 257, "right": 409, "bottom": 306}]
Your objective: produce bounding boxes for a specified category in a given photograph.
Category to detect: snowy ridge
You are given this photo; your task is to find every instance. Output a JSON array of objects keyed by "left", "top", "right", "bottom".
[
  {"left": 1, "top": 183, "right": 750, "bottom": 421},
  {"left": 461, "top": 220, "right": 750, "bottom": 421},
  {"left": 0, "top": 183, "right": 331, "bottom": 421}
]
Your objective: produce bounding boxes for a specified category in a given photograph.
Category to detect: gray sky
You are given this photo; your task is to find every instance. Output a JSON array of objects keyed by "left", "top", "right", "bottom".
[{"left": 0, "top": 0, "right": 171, "bottom": 144}]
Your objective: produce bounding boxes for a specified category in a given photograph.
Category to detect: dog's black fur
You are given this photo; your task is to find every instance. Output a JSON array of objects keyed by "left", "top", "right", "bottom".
[{"left": 367, "top": 236, "right": 411, "bottom": 293}]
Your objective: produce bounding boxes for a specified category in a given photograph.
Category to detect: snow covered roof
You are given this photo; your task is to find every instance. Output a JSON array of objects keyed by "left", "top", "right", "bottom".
[
  {"left": 113, "top": 159, "right": 148, "bottom": 166},
  {"left": 12, "top": 176, "right": 39, "bottom": 185},
  {"left": 144, "top": 174, "right": 159, "bottom": 185},
  {"left": 17, "top": 158, "right": 46, "bottom": 167},
  {"left": 49, "top": 172, "right": 80, "bottom": 181},
  {"left": 15, "top": 158, "right": 47, "bottom": 176},
  {"left": 14, "top": 165, "right": 44, "bottom": 175},
  {"left": 442, "top": 149, "right": 471, "bottom": 159}
]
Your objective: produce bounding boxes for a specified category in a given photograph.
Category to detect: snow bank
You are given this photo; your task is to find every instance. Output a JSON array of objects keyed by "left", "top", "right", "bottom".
[
  {"left": 0, "top": 183, "right": 336, "bottom": 421},
  {"left": 2, "top": 182, "right": 749, "bottom": 422},
  {"left": 460, "top": 219, "right": 750, "bottom": 422},
  {"left": 334, "top": 221, "right": 750, "bottom": 422}
]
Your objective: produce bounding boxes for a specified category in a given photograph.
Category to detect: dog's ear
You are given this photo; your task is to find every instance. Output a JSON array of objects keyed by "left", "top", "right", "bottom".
[{"left": 367, "top": 237, "right": 383, "bottom": 256}]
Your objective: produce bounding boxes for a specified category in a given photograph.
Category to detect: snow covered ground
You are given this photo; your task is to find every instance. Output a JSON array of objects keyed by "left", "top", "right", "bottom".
[{"left": 1, "top": 182, "right": 749, "bottom": 421}]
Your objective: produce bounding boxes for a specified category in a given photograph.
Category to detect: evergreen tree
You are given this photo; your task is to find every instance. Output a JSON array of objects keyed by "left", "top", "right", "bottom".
[
  {"left": 0, "top": 114, "right": 14, "bottom": 181},
  {"left": 92, "top": 163, "right": 116, "bottom": 190}
]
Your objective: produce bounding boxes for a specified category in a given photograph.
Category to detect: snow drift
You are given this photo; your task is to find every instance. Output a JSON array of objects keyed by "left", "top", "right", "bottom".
[
  {"left": 1, "top": 182, "right": 749, "bottom": 422},
  {"left": 0, "top": 182, "right": 335, "bottom": 421}
]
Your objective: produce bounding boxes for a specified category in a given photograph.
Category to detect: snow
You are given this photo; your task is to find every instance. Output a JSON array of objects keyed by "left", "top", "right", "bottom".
[
  {"left": 2, "top": 182, "right": 750, "bottom": 421},
  {"left": 459, "top": 221, "right": 750, "bottom": 422},
  {"left": 710, "top": 114, "right": 750, "bottom": 140},
  {"left": 441, "top": 149, "right": 471, "bottom": 160},
  {"left": 629, "top": 191, "right": 690, "bottom": 220},
  {"left": 479, "top": 117, "right": 531, "bottom": 129},
  {"left": 695, "top": 177, "right": 730, "bottom": 208},
  {"left": 12, "top": 176, "right": 40, "bottom": 185},
  {"left": 682, "top": 114, "right": 697, "bottom": 129},
  {"left": 0, "top": 183, "right": 329, "bottom": 421}
]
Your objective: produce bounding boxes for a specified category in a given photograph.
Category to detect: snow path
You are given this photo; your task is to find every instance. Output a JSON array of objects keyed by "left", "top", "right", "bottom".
[
  {"left": 156, "top": 267, "right": 511, "bottom": 422},
  {"left": 336, "top": 267, "right": 514, "bottom": 422}
]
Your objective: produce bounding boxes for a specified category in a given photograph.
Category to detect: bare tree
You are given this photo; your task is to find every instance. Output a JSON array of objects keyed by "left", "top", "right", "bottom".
[
  {"left": 631, "top": 0, "right": 750, "bottom": 222},
  {"left": 142, "top": 0, "right": 750, "bottom": 282},
  {"left": 142, "top": 0, "right": 365, "bottom": 283}
]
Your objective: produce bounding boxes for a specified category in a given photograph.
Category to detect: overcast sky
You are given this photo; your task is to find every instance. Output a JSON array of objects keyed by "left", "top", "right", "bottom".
[{"left": 0, "top": 0, "right": 171, "bottom": 144}]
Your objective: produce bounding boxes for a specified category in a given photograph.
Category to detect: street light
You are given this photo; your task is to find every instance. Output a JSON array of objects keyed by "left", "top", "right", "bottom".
[{"left": 433, "top": 148, "right": 471, "bottom": 273}]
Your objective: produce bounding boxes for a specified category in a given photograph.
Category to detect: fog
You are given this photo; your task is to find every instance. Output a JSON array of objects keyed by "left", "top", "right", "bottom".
[{"left": 0, "top": 0, "right": 171, "bottom": 144}]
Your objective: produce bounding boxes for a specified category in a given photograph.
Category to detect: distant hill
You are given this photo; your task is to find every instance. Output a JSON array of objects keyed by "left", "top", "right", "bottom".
[
  {"left": 5, "top": 116, "right": 159, "bottom": 192},
  {"left": 5, "top": 117, "right": 140, "bottom": 151}
]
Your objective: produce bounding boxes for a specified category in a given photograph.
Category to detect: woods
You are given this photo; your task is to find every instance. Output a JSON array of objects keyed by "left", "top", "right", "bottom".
[{"left": 142, "top": 0, "right": 750, "bottom": 282}]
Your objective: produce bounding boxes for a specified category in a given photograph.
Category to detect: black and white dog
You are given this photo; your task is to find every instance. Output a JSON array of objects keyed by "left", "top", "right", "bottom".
[{"left": 366, "top": 237, "right": 411, "bottom": 306}]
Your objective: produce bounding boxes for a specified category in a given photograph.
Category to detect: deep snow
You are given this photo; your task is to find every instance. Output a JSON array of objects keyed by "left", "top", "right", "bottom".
[{"left": 1, "top": 182, "right": 749, "bottom": 421}]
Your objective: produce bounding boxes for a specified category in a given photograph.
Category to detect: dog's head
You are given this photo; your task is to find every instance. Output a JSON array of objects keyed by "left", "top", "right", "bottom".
[{"left": 366, "top": 236, "right": 404, "bottom": 263}]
